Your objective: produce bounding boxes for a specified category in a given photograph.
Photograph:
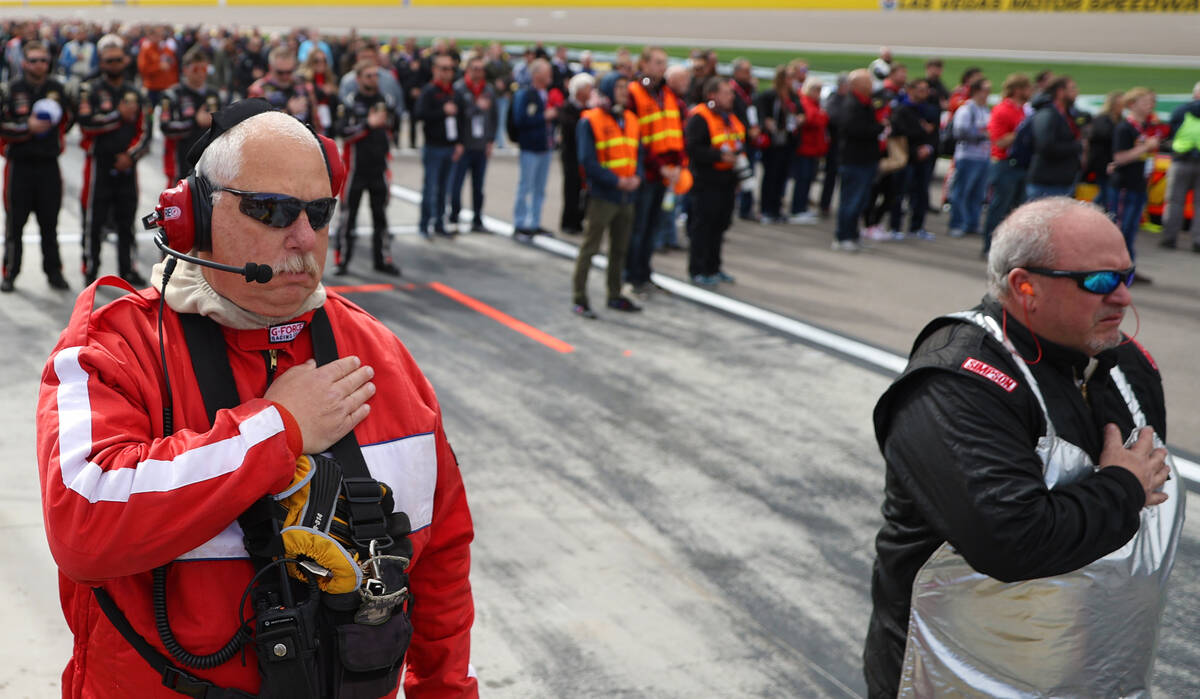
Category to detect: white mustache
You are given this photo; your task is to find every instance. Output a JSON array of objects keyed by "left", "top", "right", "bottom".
[{"left": 272, "top": 252, "right": 320, "bottom": 276}]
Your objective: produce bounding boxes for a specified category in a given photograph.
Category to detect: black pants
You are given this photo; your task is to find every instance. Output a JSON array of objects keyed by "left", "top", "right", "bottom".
[
  {"left": 336, "top": 174, "right": 391, "bottom": 268},
  {"left": 687, "top": 182, "right": 735, "bottom": 277},
  {"left": 759, "top": 146, "right": 791, "bottom": 219},
  {"left": 560, "top": 154, "right": 585, "bottom": 232},
  {"left": 820, "top": 128, "right": 840, "bottom": 212},
  {"left": 864, "top": 170, "right": 901, "bottom": 228},
  {"left": 4, "top": 158, "right": 63, "bottom": 280},
  {"left": 83, "top": 164, "right": 138, "bottom": 278}
]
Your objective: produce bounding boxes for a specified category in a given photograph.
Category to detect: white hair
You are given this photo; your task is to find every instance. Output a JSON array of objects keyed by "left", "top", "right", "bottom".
[
  {"left": 802, "top": 76, "right": 824, "bottom": 94},
  {"left": 986, "top": 197, "right": 1103, "bottom": 299},
  {"left": 665, "top": 64, "right": 690, "bottom": 81},
  {"left": 196, "top": 111, "right": 322, "bottom": 203},
  {"left": 97, "top": 33, "right": 124, "bottom": 53},
  {"left": 567, "top": 72, "right": 594, "bottom": 101}
]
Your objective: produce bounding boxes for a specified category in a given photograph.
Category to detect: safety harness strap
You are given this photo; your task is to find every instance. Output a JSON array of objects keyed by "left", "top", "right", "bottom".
[
  {"left": 309, "top": 309, "right": 392, "bottom": 549},
  {"left": 92, "top": 587, "right": 255, "bottom": 699}
]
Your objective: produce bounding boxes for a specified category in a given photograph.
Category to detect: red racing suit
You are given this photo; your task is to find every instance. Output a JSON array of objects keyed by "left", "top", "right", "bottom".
[{"left": 37, "top": 278, "right": 477, "bottom": 698}]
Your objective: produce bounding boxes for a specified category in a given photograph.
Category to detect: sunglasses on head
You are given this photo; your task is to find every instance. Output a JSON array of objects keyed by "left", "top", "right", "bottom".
[
  {"left": 216, "top": 186, "right": 337, "bottom": 230},
  {"left": 1025, "top": 266, "right": 1136, "bottom": 295}
]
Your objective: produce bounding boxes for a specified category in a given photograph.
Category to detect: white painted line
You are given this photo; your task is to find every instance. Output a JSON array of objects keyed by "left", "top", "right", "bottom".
[{"left": 389, "top": 182, "right": 1200, "bottom": 485}]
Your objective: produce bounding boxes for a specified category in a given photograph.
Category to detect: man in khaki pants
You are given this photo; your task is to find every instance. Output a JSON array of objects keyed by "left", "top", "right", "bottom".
[{"left": 572, "top": 72, "right": 643, "bottom": 318}]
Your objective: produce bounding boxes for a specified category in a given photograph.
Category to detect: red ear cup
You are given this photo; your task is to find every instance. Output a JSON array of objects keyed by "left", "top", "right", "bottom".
[
  {"left": 155, "top": 178, "right": 197, "bottom": 252},
  {"left": 1020, "top": 282, "right": 1034, "bottom": 296},
  {"left": 317, "top": 134, "right": 346, "bottom": 196}
]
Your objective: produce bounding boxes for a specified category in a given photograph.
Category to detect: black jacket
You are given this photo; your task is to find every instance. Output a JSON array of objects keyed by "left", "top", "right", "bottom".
[
  {"left": 837, "top": 92, "right": 884, "bottom": 166},
  {"left": 1084, "top": 113, "right": 1118, "bottom": 181},
  {"left": 888, "top": 96, "right": 936, "bottom": 163},
  {"left": 1028, "top": 93, "right": 1083, "bottom": 187},
  {"left": 336, "top": 89, "right": 397, "bottom": 178},
  {"left": 863, "top": 298, "right": 1162, "bottom": 699},
  {"left": 415, "top": 82, "right": 465, "bottom": 147},
  {"left": 753, "top": 87, "right": 802, "bottom": 150}
]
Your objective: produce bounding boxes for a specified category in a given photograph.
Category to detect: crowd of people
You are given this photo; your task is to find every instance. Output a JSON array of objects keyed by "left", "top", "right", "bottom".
[
  {"left": 2, "top": 20, "right": 1198, "bottom": 301},
  {"left": 14, "top": 18, "right": 1192, "bottom": 699}
]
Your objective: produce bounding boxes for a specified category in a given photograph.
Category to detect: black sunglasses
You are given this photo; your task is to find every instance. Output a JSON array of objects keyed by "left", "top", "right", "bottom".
[
  {"left": 1025, "top": 266, "right": 1136, "bottom": 295},
  {"left": 25, "top": 56, "right": 49, "bottom": 64},
  {"left": 101, "top": 56, "right": 125, "bottom": 64},
  {"left": 216, "top": 187, "right": 337, "bottom": 230}
]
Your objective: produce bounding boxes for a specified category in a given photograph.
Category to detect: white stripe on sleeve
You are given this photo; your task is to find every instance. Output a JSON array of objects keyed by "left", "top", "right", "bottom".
[{"left": 53, "top": 346, "right": 286, "bottom": 504}]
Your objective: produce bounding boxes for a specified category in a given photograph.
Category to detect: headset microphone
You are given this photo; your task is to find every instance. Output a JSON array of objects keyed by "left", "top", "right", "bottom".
[{"left": 151, "top": 234, "right": 274, "bottom": 283}]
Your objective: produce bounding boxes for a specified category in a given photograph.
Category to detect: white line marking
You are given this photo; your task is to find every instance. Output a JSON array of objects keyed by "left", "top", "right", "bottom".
[{"left": 389, "top": 183, "right": 1200, "bottom": 485}]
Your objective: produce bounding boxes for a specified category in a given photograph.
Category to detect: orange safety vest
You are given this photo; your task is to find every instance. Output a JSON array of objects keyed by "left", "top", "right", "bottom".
[
  {"left": 690, "top": 102, "right": 745, "bottom": 171},
  {"left": 628, "top": 79, "right": 685, "bottom": 155},
  {"left": 583, "top": 107, "right": 639, "bottom": 178}
]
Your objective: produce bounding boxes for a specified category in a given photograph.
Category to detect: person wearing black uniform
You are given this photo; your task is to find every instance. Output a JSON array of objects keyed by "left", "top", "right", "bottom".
[
  {"left": 77, "top": 34, "right": 151, "bottom": 287},
  {"left": 333, "top": 60, "right": 399, "bottom": 275},
  {"left": 414, "top": 54, "right": 465, "bottom": 238},
  {"left": 685, "top": 77, "right": 745, "bottom": 286},
  {"left": 865, "top": 197, "right": 1179, "bottom": 698},
  {"left": 160, "top": 46, "right": 223, "bottom": 183},
  {"left": 0, "top": 40, "right": 71, "bottom": 292}
]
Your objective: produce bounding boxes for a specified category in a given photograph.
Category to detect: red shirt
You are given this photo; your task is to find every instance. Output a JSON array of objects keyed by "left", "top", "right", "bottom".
[
  {"left": 797, "top": 93, "right": 829, "bottom": 157},
  {"left": 989, "top": 97, "right": 1025, "bottom": 160}
]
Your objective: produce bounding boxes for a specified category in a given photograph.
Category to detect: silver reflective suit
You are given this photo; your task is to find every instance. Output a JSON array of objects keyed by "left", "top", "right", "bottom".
[{"left": 898, "top": 312, "right": 1184, "bottom": 698}]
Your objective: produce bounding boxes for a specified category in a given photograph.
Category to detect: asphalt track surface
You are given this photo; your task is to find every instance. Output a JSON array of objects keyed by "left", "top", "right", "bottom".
[
  {"left": 3, "top": 8, "right": 1200, "bottom": 698},
  {"left": 4, "top": 124, "right": 1200, "bottom": 696}
]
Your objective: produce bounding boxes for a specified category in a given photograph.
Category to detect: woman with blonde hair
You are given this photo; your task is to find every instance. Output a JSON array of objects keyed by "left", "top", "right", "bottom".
[
  {"left": 1110, "top": 86, "right": 1161, "bottom": 279},
  {"left": 298, "top": 47, "right": 338, "bottom": 132}
]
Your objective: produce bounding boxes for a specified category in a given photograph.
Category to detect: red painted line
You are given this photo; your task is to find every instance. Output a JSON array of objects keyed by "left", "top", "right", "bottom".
[
  {"left": 326, "top": 283, "right": 396, "bottom": 294},
  {"left": 428, "top": 281, "right": 575, "bottom": 354}
]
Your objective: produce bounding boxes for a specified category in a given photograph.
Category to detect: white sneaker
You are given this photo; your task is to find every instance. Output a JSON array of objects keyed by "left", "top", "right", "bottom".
[
  {"left": 831, "top": 239, "right": 861, "bottom": 253},
  {"left": 863, "top": 225, "right": 891, "bottom": 241},
  {"left": 889, "top": 230, "right": 906, "bottom": 241},
  {"left": 445, "top": 221, "right": 459, "bottom": 234},
  {"left": 948, "top": 227, "right": 965, "bottom": 238},
  {"left": 788, "top": 212, "right": 819, "bottom": 224}
]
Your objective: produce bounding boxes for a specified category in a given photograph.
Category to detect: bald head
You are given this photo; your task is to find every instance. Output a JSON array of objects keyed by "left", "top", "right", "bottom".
[
  {"left": 665, "top": 64, "right": 690, "bottom": 95},
  {"left": 848, "top": 69, "right": 872, "bottom": 98},
  {"left": 198, "top": 111, "right": 323, "bottom": 192}
]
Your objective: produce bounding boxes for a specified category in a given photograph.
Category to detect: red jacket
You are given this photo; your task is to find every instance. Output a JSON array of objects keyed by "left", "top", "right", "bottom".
[
  {"left": 38, "top": 278, "right": 477, "bottom": 698},
  {"left": 797, "top": 93, "right": 829, "bottom": 158},
  {"left": 989, "top": 97, "right": 1025, "bottom": 161}
]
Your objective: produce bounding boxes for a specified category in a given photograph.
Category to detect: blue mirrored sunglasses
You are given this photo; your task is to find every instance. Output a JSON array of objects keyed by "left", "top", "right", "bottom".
[{"left": 1025, "top": 266, "right": 1136, "bottom": 295}]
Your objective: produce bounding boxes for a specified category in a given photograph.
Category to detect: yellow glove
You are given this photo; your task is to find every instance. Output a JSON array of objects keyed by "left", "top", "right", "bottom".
[{"left": 273, "top": 455, "right": 361, "bottom": 594}]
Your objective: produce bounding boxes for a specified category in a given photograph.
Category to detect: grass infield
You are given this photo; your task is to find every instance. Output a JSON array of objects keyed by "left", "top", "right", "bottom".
[{"left": 453, "top": 39, "right": 1198, "bottom": 96}]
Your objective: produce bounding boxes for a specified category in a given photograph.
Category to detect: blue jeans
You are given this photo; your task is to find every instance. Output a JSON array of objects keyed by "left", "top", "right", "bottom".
[
  {"left": 494, "top": 95, "right": 510, "bottom": 148},
  {"left": 420, "top": 145, "right": 454, "bottom": 233},
  {"left": 789, "top": 156, "right": 818, "bottom": 215},
  {"left": 1115, "top": 188, "right": 1147, "bottom": 261},
  {"left": 982, "top": 160, "right": 1027, "bottom": 253},
  {"left": 949, "top": 157, "right": 989, "bottom": 233},
  {"left": 450, "top": 149, "right": 488, "bottom": 225},
  {"left": 513, "top": 149, "right": 551, "bottom": 230},
  {"left": 654, "top": 192, "right": 683, "bottom": 248},
  {"left": 1025, "top": 182, "right": 1073, "bottom": 201},
  {"left": 836, "top": 163, "right": 877, "bottom": 241},
  {"left": 893, "top": 157, "right": 933, "bottom": 232},
  {"left": 625, "top": 180, "right": 666, "bottom": 284}
]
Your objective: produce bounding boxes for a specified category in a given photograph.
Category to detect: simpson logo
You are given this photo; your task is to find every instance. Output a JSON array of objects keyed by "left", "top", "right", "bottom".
[
  {"left": 269, "top": 321, "right": 306, "bottom": 343},
  {"left": 962, "top": 358, "right": 1018, "bottom": 392},
  {"left": 163, "top": 206, "right": 182, "bottom": 221}
]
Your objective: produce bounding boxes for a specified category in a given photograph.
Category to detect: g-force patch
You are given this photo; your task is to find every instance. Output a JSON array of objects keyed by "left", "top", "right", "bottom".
[
  {"left": 961, "top": 357, "right": 1018, "bottom": 392},
  {"left": 268, "top": 321, "right": 306, "bottom": 343}
]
